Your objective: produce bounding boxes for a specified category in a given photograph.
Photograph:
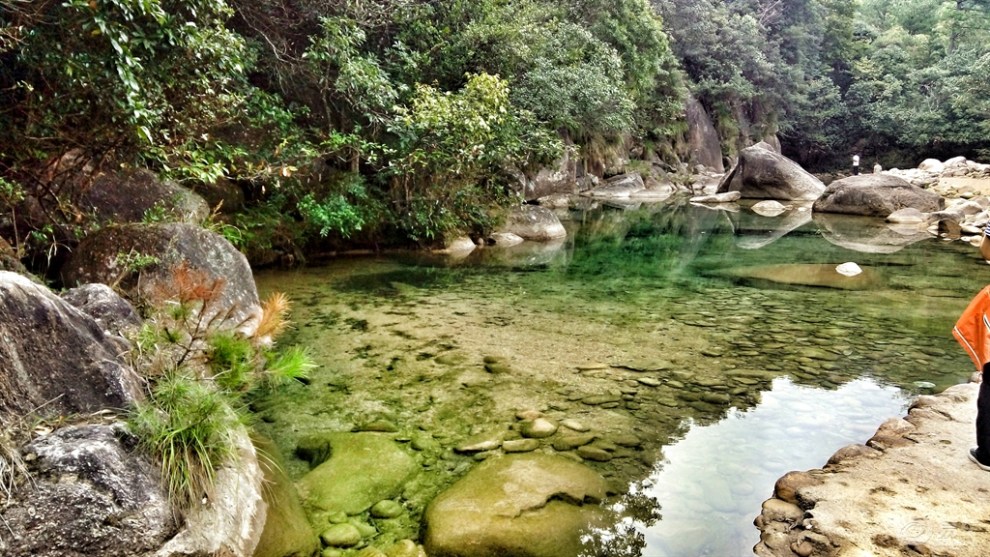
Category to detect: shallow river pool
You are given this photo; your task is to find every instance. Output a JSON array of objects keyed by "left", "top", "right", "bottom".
[{"left": 255, "top": 198, "right": 989, "bottom": 556}]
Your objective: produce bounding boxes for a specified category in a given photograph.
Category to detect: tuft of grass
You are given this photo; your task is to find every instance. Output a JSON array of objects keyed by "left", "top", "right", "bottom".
[
  {"left": 264, "top": 346, "right": 316, "bottom": 387},
  {"left": 128, "top": 372, "right": 240, "bottom": 506},
  {"left": 207, "top": 333, "right": 257, "bottom": 392},
  {"left": 0, "top": 428, "right": 29, "bottom": 505}
]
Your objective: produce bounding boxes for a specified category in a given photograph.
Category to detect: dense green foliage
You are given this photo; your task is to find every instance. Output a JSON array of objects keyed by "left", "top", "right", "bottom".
[{"left": 1, "top": 0, "right": 989, "bottom": 258}]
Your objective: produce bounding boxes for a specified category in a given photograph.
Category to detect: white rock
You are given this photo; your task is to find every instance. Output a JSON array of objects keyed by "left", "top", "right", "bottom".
[{"left": 835, "top": 262, "right": 863, "bottom": 277}]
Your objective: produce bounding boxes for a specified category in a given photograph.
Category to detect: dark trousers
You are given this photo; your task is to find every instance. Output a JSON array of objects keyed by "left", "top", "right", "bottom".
[{"left": 978, "top": 367, "right": 990, "bottom": 461}]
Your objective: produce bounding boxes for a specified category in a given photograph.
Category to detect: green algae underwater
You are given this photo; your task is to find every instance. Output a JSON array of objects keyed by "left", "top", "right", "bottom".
[{"left": 253, "top": 199, "right": 985, "bottom": 557}]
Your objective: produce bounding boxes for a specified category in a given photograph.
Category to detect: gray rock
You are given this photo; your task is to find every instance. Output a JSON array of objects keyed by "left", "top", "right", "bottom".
[
  {"left": 691, "top": 191, "right": 742, "bottom": 204},
  {"left": 155, "top": 426, "right": 268, "bottom": 557},
  {"left": 61, "top": 283, "right": 141, "bottom": 337},
  {"left": 424, "top": 454, "right": 608, "bottom": 557},
  {"left": 321, "top": 524, "right": 363, "bottom": 548},
  {"left": 0, "top": 271, "right": 142, "bottom": 421},
  {"left": 717, "top": 143, "right": 825, "bottom": 201},
  {"left": 519, "top": 418, "right": 558, "bottom": 439},
  {"left": 0, "top": 424, "right": 177, "bottom": 557},
  {"left": 499, "top": 206, "right": 567, "bottom": 241},
  {"left": 587, "top": 173, "right": 646, "bottom": 198},
  {"left": 488, "top": 232, "right": 524, "bottom": 247},
  {"left": 681, "top": 96, "right": 725, "bottom": 172},
  {"left": 77, "top": 168, "right": 209, "bottom": 224},
  {"left": 813, "top": 174, "right": 944, "bottom": 217},
  {"left": 62, "top": 223, "right": 262, "bottom": 336}
]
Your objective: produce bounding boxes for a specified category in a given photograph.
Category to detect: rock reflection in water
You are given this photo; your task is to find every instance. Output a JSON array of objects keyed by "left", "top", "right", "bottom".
[{"left": 635, "top": 377, "right": 907, "bottom": 557}]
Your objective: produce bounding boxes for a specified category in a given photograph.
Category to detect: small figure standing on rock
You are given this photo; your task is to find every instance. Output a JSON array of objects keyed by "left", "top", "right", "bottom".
[
  {"left": 873, "top": 161, "right": 882, "bottom": 174},
  {"left": 852, "top": 153, "right": 861, "bottom": 175},
  {"left": 952, "top": 275, "right": 990, "bottom": 471}
]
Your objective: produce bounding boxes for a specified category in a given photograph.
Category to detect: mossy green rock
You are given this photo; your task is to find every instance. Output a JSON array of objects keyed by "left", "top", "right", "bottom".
[
  {"left": 423, "top": 453, "right": 607, "bottom": 557},
  {"left": 370, "top": 500, "right": 404, "bottom": 519},
  {"left": 252, "top": 435, "right": 320, "bottom": 557},
  {"left": 297, "top": 433, "right": 417, "bottom": 516},
  {"left": 320, "top": 523, "right": 362, "bottom": 547}
]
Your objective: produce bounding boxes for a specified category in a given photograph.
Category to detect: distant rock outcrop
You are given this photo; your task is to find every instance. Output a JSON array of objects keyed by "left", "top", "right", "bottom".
[
  {"left": 77, "top": 168, "right": 210, "bottom": 224},
  {"left": 812, "top": 174, "right": 944, "bottom": 217},
  {"left": 681, "top": 96, "right": 725, "bottom": 173},
  {"left": 717, "top": 142, "right": 825, "bottom": 201},
  {"left": 499, "top": 205, "right": 567, "bottom": 241}
]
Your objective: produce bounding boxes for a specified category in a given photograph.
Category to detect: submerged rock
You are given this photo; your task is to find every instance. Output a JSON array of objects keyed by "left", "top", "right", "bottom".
[
  {"left": 297, "top": 432, "right": 418, "bottom": 516},
  {"left": 423, "top": 453, "right": 608, "bottom": 557},
  {"left": 721, "top": 263, "right": 881, "bottom": 290}
]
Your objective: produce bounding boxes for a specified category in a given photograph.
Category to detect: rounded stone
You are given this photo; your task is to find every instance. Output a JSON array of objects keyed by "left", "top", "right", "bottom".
[
  {"left": 371, "top": 500, "right": 404, "bottom": 519},
  {"left": 576, "top": 445, "right": 613, "bottom": 462},
  {"left": 520, "top": 418, "right": 558, "bottom": 439},
  {"left": 321, "top": 524, "right": 362, "bottom": 548},
  {"left": 502, "top": 438, "right": 541, "bottom": 453}
]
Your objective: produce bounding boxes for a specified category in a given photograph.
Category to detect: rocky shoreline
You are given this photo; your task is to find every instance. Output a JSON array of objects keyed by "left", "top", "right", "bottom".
[{"left": 754, "top": 378, "right": 990, "bottom": 557}]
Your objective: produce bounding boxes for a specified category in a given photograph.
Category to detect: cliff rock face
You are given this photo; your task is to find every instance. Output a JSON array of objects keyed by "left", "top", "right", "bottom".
[
  {"left": 681, "top": 96, "right": 725, "bottom": 173},
  {"left": 717, "top": 142, "right": 825, "bottom": 201},
  {"left": 0, "top": 271, "right": 142, "bottom": 421}
]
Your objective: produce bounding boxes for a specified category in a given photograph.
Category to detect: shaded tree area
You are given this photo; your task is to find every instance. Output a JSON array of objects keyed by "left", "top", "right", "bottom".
[
  {"left": 0, "top": 0, "right": 683, "bottom": 266},
  {"left": 1, "top": 0, "right": 990, "bottom": 268},
  {"left": 654, "top": 0, "right": 990, "bottom": 171}
]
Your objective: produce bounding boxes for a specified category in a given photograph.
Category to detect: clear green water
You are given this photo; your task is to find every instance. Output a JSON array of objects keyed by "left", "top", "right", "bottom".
[{"left": 254, "top": 198, "right": 987, "bottom": 556}]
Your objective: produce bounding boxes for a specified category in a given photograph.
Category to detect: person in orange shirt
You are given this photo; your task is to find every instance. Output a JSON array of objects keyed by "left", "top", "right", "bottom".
[{"left": 954, "top": 226, "right": 990, "bottom": 470}]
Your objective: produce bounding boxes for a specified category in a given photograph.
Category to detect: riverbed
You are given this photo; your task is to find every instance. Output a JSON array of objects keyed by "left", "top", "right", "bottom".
[{"left": 254, "top": 198, "right": 987, "bottom": 556}]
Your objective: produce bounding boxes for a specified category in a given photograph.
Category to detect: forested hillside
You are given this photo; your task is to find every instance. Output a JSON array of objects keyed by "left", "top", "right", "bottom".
[{"left": 1, "top": 0, "right": 989, "bottom": 263}]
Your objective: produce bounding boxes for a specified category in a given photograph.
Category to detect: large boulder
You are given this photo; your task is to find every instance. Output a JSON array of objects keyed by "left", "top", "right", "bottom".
[
  {"left": 812, "top": 174, "right": 944, "bottom": 217},
  {"left": 717, "top": 143, "right": 825, "bottom": 201},
  {"left": 423, "top": 453, "right": 609, "bottom": 557},
  {"left": 62, "top": 223, "right": 262, "bottom": 335},
  {"left": 78, "top": 168, "right": 210, "bottom": 224},
  {"left": 499, "top": 205, "right": 567, "bottom": 241},
  {"left": 681, "top": 95, "right": 725, "bottom": 172},
  {"left": 296, "top": 432, "right": 418, "bottom": 518},
  {"left": 0, "top": 424, "right": 178, "bottom": 557},
  {"left": 253, "top": 435, "right": 320, "bottom": 557},
  {"left": 61, "top": 283, "right": 142, "bottom": 339},
  {"left": 0, "top": 271, "right": 142, "bottom": 422},
  {"left": 585, "top": 173, "right": 646, "bottom": 199},
  {"left": 155, "top": 427, "right": 268, "bottom": 557}
]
